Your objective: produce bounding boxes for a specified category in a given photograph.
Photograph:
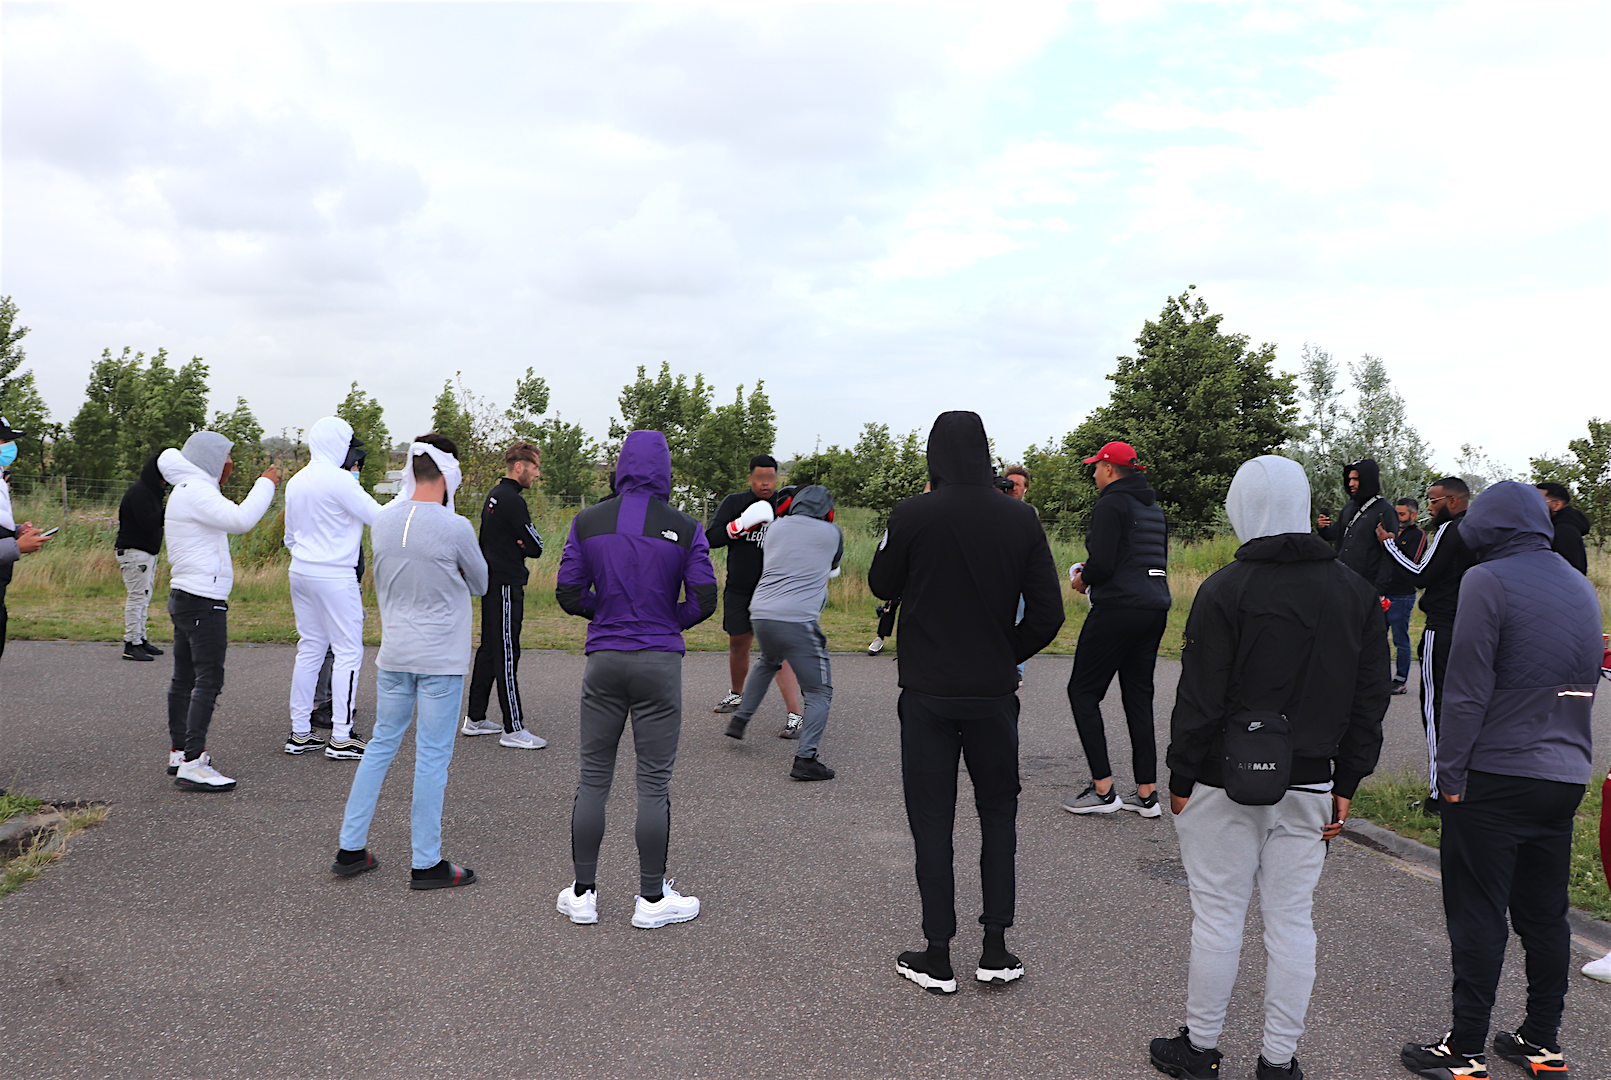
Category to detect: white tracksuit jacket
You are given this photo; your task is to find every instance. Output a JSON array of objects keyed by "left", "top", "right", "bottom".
[
  {"left": 158, "top": 450, "right": 276, "bottom": 601},
  {"left": 283, "top": 417, "right": 382, "bottom": 578}
]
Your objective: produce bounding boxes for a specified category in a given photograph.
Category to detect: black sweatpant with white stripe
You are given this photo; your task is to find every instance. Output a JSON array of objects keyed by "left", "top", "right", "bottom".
[
  {"left": 469, "top": 584, "right": 527, "bottom": 733},
  {"left": 1420, "top": 622, "right": 1452, "bottom": 798}
]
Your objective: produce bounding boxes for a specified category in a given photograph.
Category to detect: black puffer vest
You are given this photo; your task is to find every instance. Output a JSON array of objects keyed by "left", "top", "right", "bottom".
[{"left": 1090, "top": 488, "right": 1171, "bottom": 611}]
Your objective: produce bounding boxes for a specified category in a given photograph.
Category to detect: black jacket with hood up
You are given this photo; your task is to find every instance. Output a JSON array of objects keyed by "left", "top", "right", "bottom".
[
  {"left": 1166, "top": 531, "right": 1389, "bottom": 800},
  {"left": 115, "top": 454, "right": 168, "bottom": 555},
  {"left": 868, "top": 411, "right": 1064, "bottom": 699},
  {"left": 1316, "top": 458, "right": 1398, "bottom": 592},
  {"left": 1081, "top": 473, "right": 1171, "bottom": 611},
  {"left": 1549, "top": 504, "right": 1590, "bottom": 575}
]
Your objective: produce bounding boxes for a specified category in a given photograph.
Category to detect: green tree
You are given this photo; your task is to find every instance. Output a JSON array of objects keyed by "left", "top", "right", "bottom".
[
  {"left": 1060, "top": 287, "right": 1298, "bottom": 530},
  {"left": 506, "top": 367, "right": 551, "bottom": 440},
  {"left": 687, "top": 382, "right": 776, "bottom": 508},
  {"left": 336, "top": 382, "right": 390, "bottom": 492},
  {"left": 1568, "top": 418, "right": 1610, "bottom": 547},
  {"left": 59, "top": 348, "right": 142, "bottom": 478},
  {"left": 211, "top": 397, "right": 266, "bottom": 500},
  {"left": 1021, "top": 438, "right": 1077, "bottom": 532},
  {"left": 430, "top": 378, "right": 476, "bottom": 452},
  {"left": 859, "top": 428, "right": 928, "bottom": 524},
  {"left": 124, "top": 350, "right": 209, "bottom": 476},
  {"left": 608, "top": 362, "right": 712, "bottom": 489},
  {"left": 534, "top": 414, "right": 599, "bottom": 500},
  {"left": 789, "top": 422, "right": 891, "bottom": 506},
  {"left": 0, "top": 296, "right": 52, "bottom": 477}
]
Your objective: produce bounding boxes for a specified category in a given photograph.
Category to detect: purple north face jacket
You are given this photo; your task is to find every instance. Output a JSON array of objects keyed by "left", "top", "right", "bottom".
[
  {"left": 1436, "top": 481, "right": 1602, "bottom": 797},
  {"left": 555, "top": 430, "right": 718, "bottom": 654}
]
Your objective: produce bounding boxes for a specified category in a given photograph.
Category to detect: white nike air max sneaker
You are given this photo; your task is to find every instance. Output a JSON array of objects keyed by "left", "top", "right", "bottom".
[
  {"left": 460, "top": 716, "right": 503, "bottom": 736},
  {"left": 867, "top": 637, "right": 885, "bottom": 656},
  {"left": 557, "top": 884, "right": 598, "bottom": 925},
  {"left": 632, "top": 880, "right": 700, "bottom": 928},
  {"left": 174, "top": 753, "right": 237, "bottom": 792},
  {"left": 500, "top": 729, "right": 547, "bottom": 749}
]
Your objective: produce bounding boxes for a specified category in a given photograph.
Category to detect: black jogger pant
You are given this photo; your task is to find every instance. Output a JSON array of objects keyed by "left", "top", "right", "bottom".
[
  {"left": 899, "top": 689, "right": 1020, "bottom": 944},
  {"left": 1067, "top": 605, "right": 1168, "bottom": 786},
  {"left": 1441, "top": 770, "right": 1584, "bottom": 1055},
  {"left": 1419, "top": 623, "right": 1452, "bottom": 797},
  {"left": 0, "top": 580, "right": 9, "bottom": 661},
  {"left": 469, "top": 584, "right": 526, "bottom": 733},
  {"left": 167, "top": 589, "right": 229, "bottom": 759}
]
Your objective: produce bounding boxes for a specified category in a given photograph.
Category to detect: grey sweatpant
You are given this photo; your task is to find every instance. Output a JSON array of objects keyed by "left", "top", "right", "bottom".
[
  {"left": 1173, "top": 783, "right": 1332, "bottom": 1065},
  {"left": 571, "top": 650, "right": 683, "bottom": 897},
  {"left": 118, "top": 549, "right": 157, "bottom": 643},
  {"left": 736, "top": 618, "right": 832, "bottom": 758}
]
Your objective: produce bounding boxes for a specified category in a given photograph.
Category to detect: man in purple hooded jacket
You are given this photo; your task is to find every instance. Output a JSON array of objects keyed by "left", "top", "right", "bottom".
[
  {"left": 553, "top": 430, "right": 718, "bottom": 929},
  {"left": 1401, "top": 481, "right": 1601, "bottom": 1080}
]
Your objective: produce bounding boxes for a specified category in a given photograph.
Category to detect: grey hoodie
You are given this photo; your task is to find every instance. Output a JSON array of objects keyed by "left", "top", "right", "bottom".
[
  {"left": 1436, "top": 481, "right": 1602, "bottom": 795},
  {"left": 749, "top": 485, "right": 844, "bottom": 623}
]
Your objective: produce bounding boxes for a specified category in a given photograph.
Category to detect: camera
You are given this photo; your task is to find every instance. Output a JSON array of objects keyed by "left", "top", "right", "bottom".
[{"left": 992, "top": 475, "right": 1015, "bottom": 494}]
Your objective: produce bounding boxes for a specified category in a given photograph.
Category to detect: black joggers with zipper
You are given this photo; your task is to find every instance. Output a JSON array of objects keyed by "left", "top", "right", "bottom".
[
  {"left": 1440, "top": 770, "right": 1584, "bottom": 1055},
  {"left": 1067, "top": 605, "right": 1168, "bottom": 786},
  {"left": 168, "top": 589, "right": 229, "bottom": 759},
  {"left": 899, "top": 689, "right": 1020, "bottom": 945},
  {"left": 469, "top": 584, "right": 527, "bottom": 733}
]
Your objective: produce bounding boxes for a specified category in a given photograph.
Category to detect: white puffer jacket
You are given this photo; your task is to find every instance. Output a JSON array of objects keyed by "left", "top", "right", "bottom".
[{"left": 159, "top": 449, "right": 276, "bottom": 601}]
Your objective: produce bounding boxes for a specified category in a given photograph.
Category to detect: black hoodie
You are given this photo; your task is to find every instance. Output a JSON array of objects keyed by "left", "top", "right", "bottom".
[
  {"left": 1549, "top": 504, "right": 1590, "bottom": 575},
  {"left": 1316, "top": 458, "right": 1398, "bottom": 592},
  {"left": 115, "top": 454, "right": 168, "bottom": 554},
  {"left": 867, "top": 411, "right": 1064, "bottom": 698}
]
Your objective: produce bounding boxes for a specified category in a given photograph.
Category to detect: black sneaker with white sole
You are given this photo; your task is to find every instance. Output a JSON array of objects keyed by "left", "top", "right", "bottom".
[
  {"left": 976, "top": 941, "right": 1024, "bottom": 985},
  {"left": 1149, "top": 1027, "right": 1222, "bottom": 1078},
  {"left": 325, "top": 733, "right": 368, "bottom": 760},
  {"left": 1491, "top": 1030, "right": 1566, "bottom": 1078},
  {"left": 896, "top": 946, "right": 957, "bottom": 995},
  {"left": 284, "top": 731, "right": 327, "bottom": 755},
  {"left": 1400, "top": 1033, "right": 1488, "bottom": 1078}
]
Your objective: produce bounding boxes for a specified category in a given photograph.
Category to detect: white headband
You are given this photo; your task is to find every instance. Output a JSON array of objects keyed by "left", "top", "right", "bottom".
[{"left": 398, "top": 441, "right": 463, "bottom": 512}]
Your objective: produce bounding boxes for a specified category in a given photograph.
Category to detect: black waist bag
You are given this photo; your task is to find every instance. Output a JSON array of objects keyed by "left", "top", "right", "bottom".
[{"left": 1222, "top": 710, "right": 1293, "bottom": 805}]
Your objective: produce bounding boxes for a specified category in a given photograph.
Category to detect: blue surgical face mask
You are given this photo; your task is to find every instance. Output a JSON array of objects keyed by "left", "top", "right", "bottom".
[{"left": 0, "top": 443, "right": 17, "bottom": 468}]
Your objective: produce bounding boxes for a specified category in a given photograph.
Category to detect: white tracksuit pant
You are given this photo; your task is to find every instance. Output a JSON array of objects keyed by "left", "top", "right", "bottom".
[{"left": 289, "top": 573, "right": 363, "bottom": 739}]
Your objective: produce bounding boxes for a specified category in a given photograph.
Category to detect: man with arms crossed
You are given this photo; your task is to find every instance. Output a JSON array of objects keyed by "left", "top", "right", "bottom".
[
  {"left": 555, "top": 430, "right": 717, "bottom": 928},
  {"left": 707, "top": 454, "right": 805, "bottom": 737},
  {"left": 462, "top": 441, "right": 547, "bottom": 748},
  {"left": 332, "top": 435, "right": 487, "bottom": 890},
  {"left": 283, "top": 416, "right": 381, "bottom": 760},
  {"left": 870, "top": 411, "right": 1063, "bottom": 995}
]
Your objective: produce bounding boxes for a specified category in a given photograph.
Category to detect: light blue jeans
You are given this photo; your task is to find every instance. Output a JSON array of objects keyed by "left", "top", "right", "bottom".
[{"left": 339, "top": 669, "right": 463, "bottom": 869}]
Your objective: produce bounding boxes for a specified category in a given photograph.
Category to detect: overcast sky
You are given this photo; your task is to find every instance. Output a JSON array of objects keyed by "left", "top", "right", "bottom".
[{"left": 5, "top": 2, "right": 1607, "bottom": 473}]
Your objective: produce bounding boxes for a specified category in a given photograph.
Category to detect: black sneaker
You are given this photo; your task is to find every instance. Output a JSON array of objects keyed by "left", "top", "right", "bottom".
[
  {"left": 309, "top": 708, "right": 334, "bottom": 730},
  {"left": 122, "top": 641, "right": 154, "bottom": 662},
  {"left": 724, "top": 716, "right": 749, "bottom": 740},
  {"left": 410, "top": 860, "right": 476, "bottom": 890},
  {"left": 331, "top": 848, "right": 378, "bottom": 877},
  {"left": 284, "top": 731, "right": 328, "bottom": 755},
  {"left": 1256, "top": 1055, "right": 1303, "bottom": 1080},
  {"left": 1401, "top": 1033, "right": 1488, "bottom": 1078},
  {"left": 976, "top": 941, "right": 1024, "bottom": 985},
  {"left": 1421, "top": 795, "right": 1443, "bottom": 817},
  {"left": 790, "top": 755, "right": 835, "bottom": 781},
  {"left": 1492, "top": 1030, "right": 1567, "bottom": 1078},
  {"left": 138, "top": 640, "right": 164, "bottom": 656},
  {"left": 325, "top": 733, "right": 368, "bottom": 760},
  {"left": 896, "top": 946, "right": 957, "bottom": 995},
  {"left": 1391, "top": 680, "right": 1408, "bottom": 695},
  {"left": 1149, "top": 1028, "right": 1222, "bottom": 1078}
]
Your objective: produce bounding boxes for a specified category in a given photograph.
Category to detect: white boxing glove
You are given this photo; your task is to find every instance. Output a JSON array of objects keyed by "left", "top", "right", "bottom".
[
  {"left": 827, "top": 565, "right": 842, "bottom": 579},
  {"left": 726, "top": 499, "right": 775, "bottom": 538}
]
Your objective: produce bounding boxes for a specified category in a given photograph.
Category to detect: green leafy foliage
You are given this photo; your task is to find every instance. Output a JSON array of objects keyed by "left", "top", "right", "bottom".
[
  {"left": 687, "top": 382, "right": 776, "bottom": 509},
  {"left": 789, "top": 423, "right": 892, "bottom": 507},
  {"left": 533, "top": 414, "right": 599, "bottom": 499},
  {"left": 58, "top": 347, "right": 210, "bottom": 480},
  {"left": 608, "top": 361, "right": 713, "bottom": 491},
  {"left": 0, "top": 296, "right": 52, "bottom": 477},
  {"left": 336, "top": 382, "right": 390, "bottom": 492},
  {"left": 858, "top": 428, "right": 928, "bottom": 522},
  {"left": 211, "top": 397, "right": 267, "bottom": 501}
]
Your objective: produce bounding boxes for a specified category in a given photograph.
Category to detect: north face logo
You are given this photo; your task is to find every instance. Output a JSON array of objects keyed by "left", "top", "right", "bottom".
[{"left": 662, "top": 530, "right": 679, "bottom": 541}]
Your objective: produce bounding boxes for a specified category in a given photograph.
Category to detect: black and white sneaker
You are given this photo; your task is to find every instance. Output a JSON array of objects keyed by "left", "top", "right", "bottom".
[
  {"left": 779, "top": 712, "right": 804, "bottom": 739},
  {"left": 1120, "top": 791, "right": 1163, "bottom": 818},
  {"left": 325, "top": 733, "right": 368, "bottom": 760},
  {"left": 713, "top": 692, "right": 743, "bottom": 714},
  {"left": 1400, "top": 1033, "right": 1488, "bottom": 1078},
  {"left": 896, "top": 946, "right": 957, "bottom": 995},
  {"left": 1062, "top": 782, "right": 1122, "bottom": 814},
  {"left": 1149, "top": 1027, "right": 1222, "bottom": 1078},
  {"left": 284, "top": 731, "right": 327, "bottom": 755},
  {"left": 167, "top": 749, "right": 185, "bottom": 776},
  {"left": 976, "top": 941, "right": 1024, "bottom": 985},
  {"left": 1491, "top": 1030, "right": 1566, "bottom": 1079}
]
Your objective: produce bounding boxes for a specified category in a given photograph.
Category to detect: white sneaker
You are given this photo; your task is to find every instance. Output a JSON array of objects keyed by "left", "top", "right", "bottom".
[
  {"left": 174, "top": 752, "right": 236, "bottom": 792},
  {"left": 167, "top": 749, "right": 185, "bottom": 776},
  {"left": 632, "top": 879, "right": 700, "bottom": 928},
  {"left": 1583, "top": 949, "right": 1611, "bottom": 983},
  {"left": 867, "top": 637, "right": 884, "bottom": 656},
  {"left": 500, "top": 729, "right": 547, "bottom": 749},
  {"left": 460, "top": 716, "right": 502, "bottom": 736},
  {"left": 557, "top": 884, "right": 598, "bottom": 925}
]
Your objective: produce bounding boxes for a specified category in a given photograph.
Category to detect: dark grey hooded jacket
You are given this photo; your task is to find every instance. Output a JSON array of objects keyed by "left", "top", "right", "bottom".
[
  {"left": 1436, "top": 481, "right": 1602, "bottom": 796},
  {"left": 749, "top": 485, "right": 844, "bottom": 624},
  {"left": 1317, "top": 458, "right": 1399, "bottom": 592}
]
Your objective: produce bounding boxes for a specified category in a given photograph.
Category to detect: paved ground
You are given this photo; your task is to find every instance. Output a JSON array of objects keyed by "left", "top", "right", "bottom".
[{"left": 1, "top": 640, "right": 1608, "bottom": 1080}]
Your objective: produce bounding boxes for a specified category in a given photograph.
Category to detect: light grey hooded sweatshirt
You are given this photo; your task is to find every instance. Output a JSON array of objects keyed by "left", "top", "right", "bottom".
[{"left": 1225, "top": 455, "right": 1312, "bottom": 543}]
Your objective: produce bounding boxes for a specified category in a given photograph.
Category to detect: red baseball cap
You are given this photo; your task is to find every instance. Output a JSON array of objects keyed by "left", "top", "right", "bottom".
[{"left": 1083, "top": 441, "right": 1145, "bottom": 470}]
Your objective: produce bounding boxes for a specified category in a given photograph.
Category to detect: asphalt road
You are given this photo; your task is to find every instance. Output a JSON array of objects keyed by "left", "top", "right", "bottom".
[{"left": 1, "top": 641, "right": 1608, "bottom": 1080}]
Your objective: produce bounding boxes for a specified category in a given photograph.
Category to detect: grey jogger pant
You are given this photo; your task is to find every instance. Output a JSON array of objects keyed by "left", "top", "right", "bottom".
[
  {"left": 571, "top": 650, "right": 683, "bottom": 897},
  {"left": 736, "top": 618, "right": 833, "bottom": 758},
  {"left": 118, "top": 548, "right": 157, "bottom": 643},
  {"left": 1173, "top": 783, "right": 1332, "bottom": 1065}
]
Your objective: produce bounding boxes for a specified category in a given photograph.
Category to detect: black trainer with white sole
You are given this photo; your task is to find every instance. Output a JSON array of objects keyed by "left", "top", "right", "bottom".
[
  {"left": 284, "top": 731, "right": 327, "bottom": 755},
  {"left": 896, "top": 947, "right": 957, "bottom": 995},
  {"left": 975, "top": 944, "right": 1024, "bottom": 985},
  {"left": 325, "top": 734, "right": 368, "bottom": 760}
]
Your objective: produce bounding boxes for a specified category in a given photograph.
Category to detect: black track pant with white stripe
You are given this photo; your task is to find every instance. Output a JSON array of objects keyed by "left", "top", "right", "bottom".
[
  {"left": 469, "top": 584, "right": 527, "bottom": 733},
  {"left": 1419, "top": 623, "right": 1452, "bottom": 798}
]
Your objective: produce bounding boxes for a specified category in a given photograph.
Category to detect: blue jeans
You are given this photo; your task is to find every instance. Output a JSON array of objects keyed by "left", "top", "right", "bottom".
[
  {"left": 1386, "top": 595, "right": 1415, "bottom": 683},
  {"left": 339, "top": 670, "right": 463, "bottom": 869}
]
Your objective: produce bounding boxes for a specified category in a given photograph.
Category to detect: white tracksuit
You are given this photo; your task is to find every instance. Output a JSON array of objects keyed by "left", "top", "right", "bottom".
[{"left": 284, "top": 417, "right": 382, "bottom": 738}]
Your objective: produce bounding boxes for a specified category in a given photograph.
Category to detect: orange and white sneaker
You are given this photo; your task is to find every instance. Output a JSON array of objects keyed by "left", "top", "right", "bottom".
[{"left": 1491, "top": 1031, "right": 1568, "bottom": 1078}]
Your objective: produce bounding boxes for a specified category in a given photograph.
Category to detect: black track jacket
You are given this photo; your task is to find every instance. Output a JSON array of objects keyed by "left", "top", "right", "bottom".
[
  {"left": 1381, "top": 508, "right": 1476, "bottom": 628},
  {"left": 479, "top": 477, "right": 543, "bottom": 587},
  {"left": 868, "top": 411, "right": 1064, "bottom": 699},
  {"left": 1166, "top": 532, "right": 1389, "bottom": 800}
]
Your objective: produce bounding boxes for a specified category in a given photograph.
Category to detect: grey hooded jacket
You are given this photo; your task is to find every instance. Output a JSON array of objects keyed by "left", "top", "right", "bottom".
[
  {"left": 1436, "top": 481, "right": 1601, "bottom": 796},
  {"left": 749, "top": 485, "right": 844, "bottom": 624}
]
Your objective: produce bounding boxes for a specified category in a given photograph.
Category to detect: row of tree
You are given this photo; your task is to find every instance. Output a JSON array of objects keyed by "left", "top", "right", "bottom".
[{"left": 2, "top": 291, "right": 1606, "bottom": 543}]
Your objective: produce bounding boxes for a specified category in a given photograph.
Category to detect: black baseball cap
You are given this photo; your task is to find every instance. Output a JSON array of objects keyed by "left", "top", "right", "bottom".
[{"left": 0, "top": 415, "right": 24, "bottom": 441}]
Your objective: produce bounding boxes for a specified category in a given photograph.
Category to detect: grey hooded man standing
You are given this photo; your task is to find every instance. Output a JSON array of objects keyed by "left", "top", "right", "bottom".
[{"left": 1153, "top": 455, "right": 1388, "bottom": 1080}]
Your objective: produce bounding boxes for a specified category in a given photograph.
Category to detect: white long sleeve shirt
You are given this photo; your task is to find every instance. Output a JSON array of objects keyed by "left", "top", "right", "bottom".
[
  {"left": 158, "top": 448, "right": 276, "bottom": 601},
  {"left": 284, "top": 416, "right": 382, "bottom": 579}
]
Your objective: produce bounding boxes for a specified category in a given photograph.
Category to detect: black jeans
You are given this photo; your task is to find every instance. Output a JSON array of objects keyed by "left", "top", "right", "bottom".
[
  {"left": 0, "top": 579, "right": 9, "bottom": 661},
  {"left": 1441, "top": 770, "right": 1584, "bottom": 1054},
  {"left": 899, "top": 689, "right": 1020, "bottom": 944},
  {"left": 1067, "top": 605, "right": 1168, "bottom": 785},
  {"left": 167, "top": 589, "right": 229, "bottom": 759},
  {"left": 468, "top": 584, "right": 527, "bottom": 733}
]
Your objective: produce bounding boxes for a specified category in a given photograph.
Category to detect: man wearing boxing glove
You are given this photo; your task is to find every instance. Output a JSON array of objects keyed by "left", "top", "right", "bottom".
[{"left": 706, "top": 455, "right": 805, "bottom": 736}]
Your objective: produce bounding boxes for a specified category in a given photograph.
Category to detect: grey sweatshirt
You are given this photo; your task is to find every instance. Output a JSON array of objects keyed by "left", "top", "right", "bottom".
[
  {"left": 371, "top": 499, "right": 489, "bottom": 675},
  {"left": 749, "top": 485, "right": 844, "bottom": 623},
  {"left": 1436, "top": 481, "right": 1601, "bottom": 795}
]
